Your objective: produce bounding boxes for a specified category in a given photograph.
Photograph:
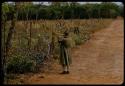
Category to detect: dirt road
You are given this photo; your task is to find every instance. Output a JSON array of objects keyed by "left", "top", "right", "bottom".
[{"left": 17, "top": 19, "right": 124, "bottom": 84}]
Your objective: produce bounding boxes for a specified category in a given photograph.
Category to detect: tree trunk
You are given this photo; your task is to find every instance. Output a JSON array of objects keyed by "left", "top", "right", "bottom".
[
  {"left": 1, "top": 9, "right": 7, "bottom": 84},
  {"left": 4, "top": 2, "right": 18, "bottom": 83},
  {"left": 50, "top": 33, "right": 55, "bottom": 57},
  {"left": 6, "top": 4, "right": 17, "bottom": 57},
  {"left": 29, "top": 21, "right": 32, "bottom": 50},
  {"left": 26, "top": 7, "right": 31, "bottom": 50}
]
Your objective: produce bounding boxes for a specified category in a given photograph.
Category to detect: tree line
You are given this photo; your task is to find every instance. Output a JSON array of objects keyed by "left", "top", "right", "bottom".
[{"left": 2, "top": 2, "right": 124, "bottom": 20}]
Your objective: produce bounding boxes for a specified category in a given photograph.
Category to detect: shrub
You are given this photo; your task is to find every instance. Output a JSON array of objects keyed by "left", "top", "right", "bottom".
[
  {"left": 73, "top": 34, "right": 82, "bottom": 45},
  {"left": 6, "top": 52, "right": 36, "bottom": 73},
  {"left": 30, "top": 51, "right": 46, "bottom": 65},
  {"left": 81, "top": 32, "right": 91, "bottom": 43}
]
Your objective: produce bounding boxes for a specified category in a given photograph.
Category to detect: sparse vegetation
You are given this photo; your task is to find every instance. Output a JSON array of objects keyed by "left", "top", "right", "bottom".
[{"left": 1, "top": 2, "right": 123, "bottom": 84}]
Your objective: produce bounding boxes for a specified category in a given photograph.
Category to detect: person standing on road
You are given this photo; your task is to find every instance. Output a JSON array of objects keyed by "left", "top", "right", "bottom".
[{"left": 58, "top": 31, "right": 72, "bottom": 74}]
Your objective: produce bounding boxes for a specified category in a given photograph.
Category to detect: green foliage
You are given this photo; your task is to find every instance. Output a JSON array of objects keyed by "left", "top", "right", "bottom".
[
  {"left": 30, "top": 51, "right": 46, "bottom": 65},
  {"left": 6, "top": 52, "right": 36, "bottom": 73},
  {"left": 72, "top": 34, "right": 82, "bottom": 45},
  {"left": 2, "top": 2, "right": 9, "bottom": 14},
  {"left": 2, "top": 2, "right": 123, "bottom": 20},
  {"left": 75, "top": 35, "right": 82, "bottom": 45},
  {"left": 119, "top": 5, "right": 124, "bottom": 17}
]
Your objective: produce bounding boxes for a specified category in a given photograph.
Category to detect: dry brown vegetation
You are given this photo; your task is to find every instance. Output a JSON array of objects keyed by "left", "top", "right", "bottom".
[
  {"left": 6, "top": 19, "right": 124, "bottom": 85},
  {"left": 4, "top": 19, "right": 118, "bottom": 84}
]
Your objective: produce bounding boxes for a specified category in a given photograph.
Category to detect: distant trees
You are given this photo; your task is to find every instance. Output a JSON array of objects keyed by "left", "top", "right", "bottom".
[
  {"left": 119, "top": 4, "right": 124, "bottom": 17},
  {"left": 2, "top": 2, "right": 124, "bottom": 20}
]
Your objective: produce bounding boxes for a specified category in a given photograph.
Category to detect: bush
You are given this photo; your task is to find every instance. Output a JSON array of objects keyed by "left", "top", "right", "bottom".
[
  {"left": 30, "top": 51, "right": 46, "bottom": 65},
  {"left": 81, "top": 32, "right": 91, "bottom": 43},
  {"left": 73, "top": 34, "right": 82, "bottom": 45},
  {"left": 6, "top": 52, "right": 37, "bottom": 73}
]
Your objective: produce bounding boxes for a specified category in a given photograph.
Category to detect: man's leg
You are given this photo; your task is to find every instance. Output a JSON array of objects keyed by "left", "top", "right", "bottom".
[
  {"left": 60, "top": 65, "right": 67, "bottom": 74},
  {"left": 64, "top": 66, "right": 67, "bottom": 71},
  {"left": 66, "top": 65, "right": 70, "bottom": 74},
  {"left": 63, "top": 65, "right": 70, "bottom": 74}
]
